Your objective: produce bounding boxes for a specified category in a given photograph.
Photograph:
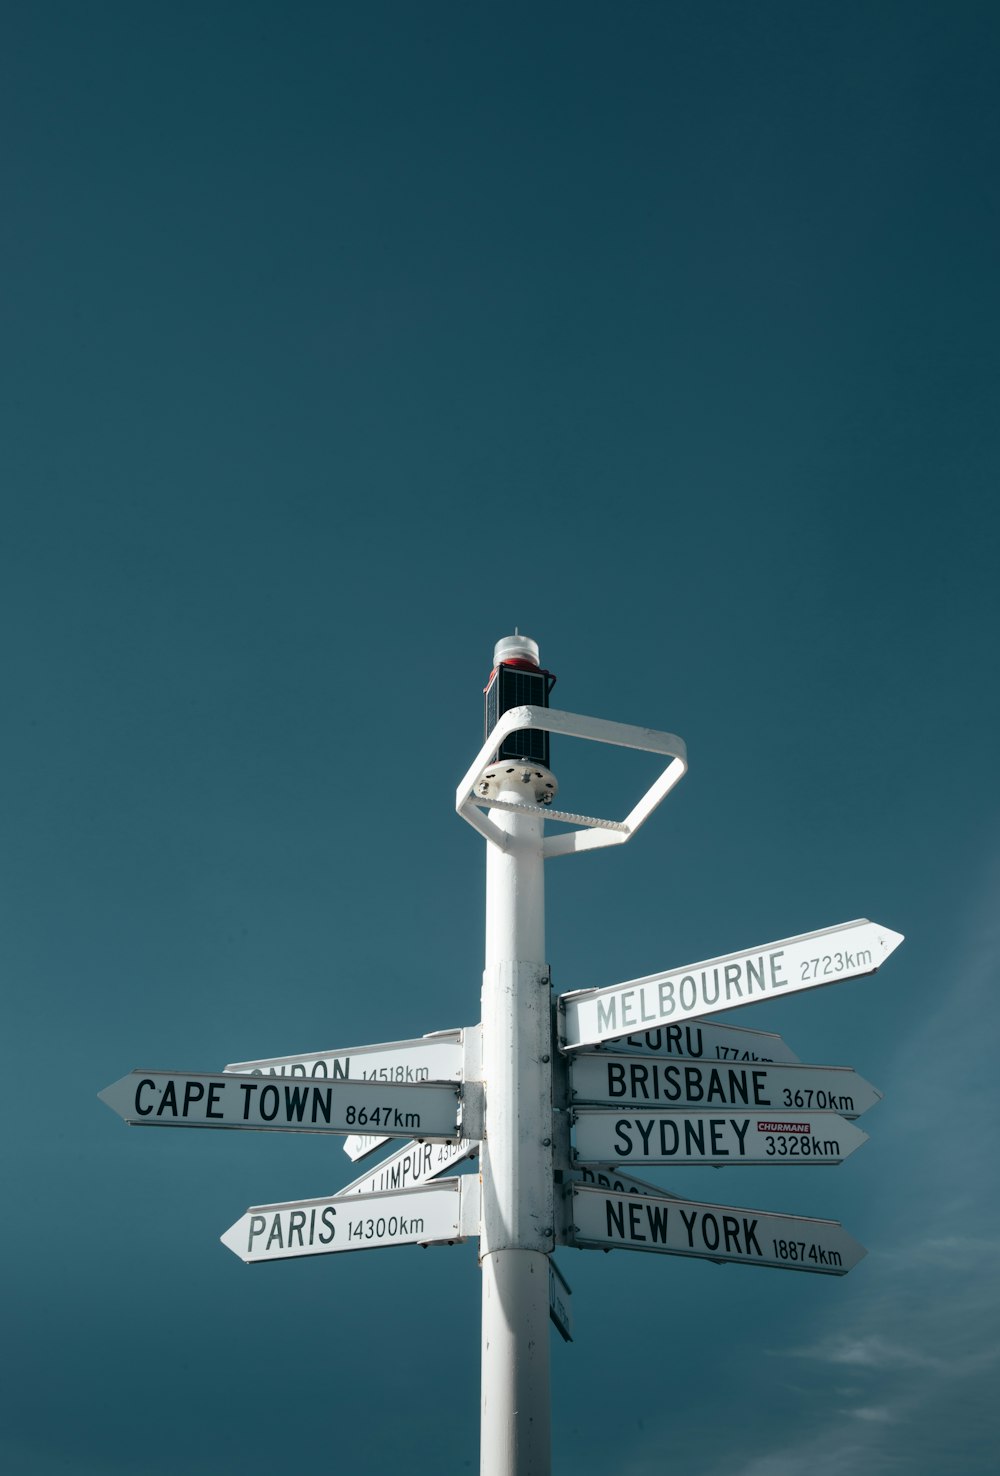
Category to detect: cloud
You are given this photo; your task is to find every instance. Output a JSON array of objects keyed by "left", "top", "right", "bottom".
[
  {"left": 786, "top": 1331, "right": 943, "bottom": 1371},
  {"left": 722, "top": 1431, "right": 896, "bottom": 1476},
  {"left": 706, "top": 853, "right": 1000, "bottom": 1476}
]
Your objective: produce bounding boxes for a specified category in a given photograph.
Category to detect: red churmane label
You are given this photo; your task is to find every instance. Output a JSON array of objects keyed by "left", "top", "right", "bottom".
[{"left": 757, "top": 1120, "right": 810, "bottom": 1134}]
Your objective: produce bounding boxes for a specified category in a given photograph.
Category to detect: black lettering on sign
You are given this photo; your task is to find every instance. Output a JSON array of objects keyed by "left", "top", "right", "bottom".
[
  {"left": 613, "top": 1120, "right": 633, "bottom": 1156},
  {"left": 723, "top": 1215, "right": 742, "bottom": 1253},
  {"left": 259, "top": 1085, "right": 280, "bottom": 1121},
  {"left": 240, "top": 1082, "right": 257, "bottom": 1119},
  {"left": 134, "top": 1079, "right": 156, "bottom": 1116},
  {"left": 659, "top": 1120, "right": 679, "bottom": 1156},
  {"left": 157, "top": 1080, "right": 179, "bottom": 1117},
  {"left": 646, "top": 1202, "right": 669, "bottom": 1243},
  {"left": 284, "top": 1085, "right": 310, "bottom": 1122},
  {"left": 207, "top": 1082, "right": 225, "bottom": 1119},
  {"left": 602, "top": 1196, "right": 671, "bottom": 1245},
  {"left": 677, "top": 1118, "right": 704, "bottom": 1155},
  {"left": 182, "top": 1081, "right": 204, "bottom": 1117}
]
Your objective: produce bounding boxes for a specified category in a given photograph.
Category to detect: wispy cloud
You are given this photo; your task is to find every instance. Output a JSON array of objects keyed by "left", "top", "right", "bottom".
[
  {"left": 701, "top": 854, "right": 1000, "bottom": 1476},
  {"left": 787, "top": 1332, "right": 944, "bottom": 1371}
]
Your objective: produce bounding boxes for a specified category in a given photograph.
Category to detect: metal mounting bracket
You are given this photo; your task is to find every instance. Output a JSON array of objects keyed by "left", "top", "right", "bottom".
[{"left": 455, "top": 705, "right": 687, "bottom": 858}]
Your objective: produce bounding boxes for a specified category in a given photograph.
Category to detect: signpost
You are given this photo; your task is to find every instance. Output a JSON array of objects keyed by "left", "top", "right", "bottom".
[
  {"left": 570, "top": 1054, "right": 880, "bottom": 1117},
  {"left": 572, "top": 1109, "right": 868, "bottom": 1166},
  {"left": 99, "top": 633, "right": 905, "bottom": 1476},
  {"left": 98, "top": 1070, "right": 461, "bottom": 1140},
  {"left": 567, "top": 1181, "right": 866, "bottom": 1274},
  {"left": 561, "top": 918, "right": 904, "bottom": 1050},
  {"left": 222, "top": 1178, "right": 477, "bottom": 1263}
]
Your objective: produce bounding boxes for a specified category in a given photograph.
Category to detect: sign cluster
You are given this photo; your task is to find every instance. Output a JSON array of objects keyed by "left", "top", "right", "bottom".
[{"left": 100, "top": 918, "right": 903, "bottom": 1316}]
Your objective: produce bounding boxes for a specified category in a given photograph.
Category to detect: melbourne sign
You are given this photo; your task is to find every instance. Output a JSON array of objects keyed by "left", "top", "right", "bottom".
[{"left": 561, "top": 919, "right": 904, "bottom": 1049}]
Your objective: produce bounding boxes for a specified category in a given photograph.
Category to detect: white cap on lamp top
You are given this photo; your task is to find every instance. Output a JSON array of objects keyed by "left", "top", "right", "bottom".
[{"left": 493, "top": 631, "right": 541, "bottom": 668}]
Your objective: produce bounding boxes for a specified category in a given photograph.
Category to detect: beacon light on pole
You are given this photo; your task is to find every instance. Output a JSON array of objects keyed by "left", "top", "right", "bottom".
[
  {"left": 457, "top": 632, "right": 688, "bottom": 858},
  {"left": 481, "top": 632, "right": 559, "bottom": 808}
]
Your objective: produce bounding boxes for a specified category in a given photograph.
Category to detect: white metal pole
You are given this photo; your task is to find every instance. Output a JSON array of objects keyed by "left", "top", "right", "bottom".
[{"left": 479, "top": 648, "right": 554, "bottom": 1476}]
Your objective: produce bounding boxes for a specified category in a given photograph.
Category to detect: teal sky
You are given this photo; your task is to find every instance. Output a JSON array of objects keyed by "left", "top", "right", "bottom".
[{"left": 3, "top": 5, "right": 999, "bottom": 1473}]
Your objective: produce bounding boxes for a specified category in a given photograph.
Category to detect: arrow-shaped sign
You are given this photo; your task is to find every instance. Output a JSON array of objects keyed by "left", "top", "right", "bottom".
[
  {"left": 98, "top": 1071, "right": 462, "bottom": 1141},
  {"left": 593, "top": 1019, "right": 799, "bottom": 1063},
  {"left": 224, "top": 1029, "right": 466, "bottom": 1083},
  {"left": 222, "top": 1178, "right": 477, "bottom": 1263},
  {"left": 565, "top": 1182, "right": 865, "bottom": 1274},
  {"left": 570, "top": 1055, "right": 880, "bottom": 1118},
  {"left": 342, "top": 1133, "right": 392, "bottom": 1161},
  {"left": 561, "top": 919, "right": 903, "bottom": 1050},
  {"left": 572, "top": 1109, "right": 867, "bottom": 1166},
  {"left": 337, "top": 1136, "right": 478, "bottom": 1198}
]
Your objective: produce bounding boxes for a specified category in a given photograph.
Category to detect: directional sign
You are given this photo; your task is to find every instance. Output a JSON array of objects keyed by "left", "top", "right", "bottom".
[
  {"left": 224, "top": 1029, "right": 464, "bottom": 1083},
  {"left": 568, "top": 1164, "right": 679, "bottom": 1198},
  {"left": 561, "top": 919, "right": 904, "bottom": 1050},
  {"left": 572, "top": 1109, "right": 867, "bottom": 1166},
  {"left": 548, "top": 1260, "right": 573, "bottom": 1343},
  {"left": 595, "top": 1019, "right": 799, "bottom": 1064},
  {"left": 566, "top": 1182, "right": 866, "bottom": 1274},
  {"left": 570, "top": 1055, "right": 880, "bottom": 1119},
  {"left": 222, "top": 1179, "right": 474, "bottom": 1263},
  {"left": 338, "top": 1136, "right": 478, "bottom": 1198},
  {"left": 98, "top": 1071, "right": 462, "bottom": 1141},
  {"left": 343, "top": 1133, "right": 391, "bottom": 1161}
]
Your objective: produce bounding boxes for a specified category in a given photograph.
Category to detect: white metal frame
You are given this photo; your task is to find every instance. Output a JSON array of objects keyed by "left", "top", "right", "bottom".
[{"left": 455, "top": 705, "right": 688, "bottom": 857}]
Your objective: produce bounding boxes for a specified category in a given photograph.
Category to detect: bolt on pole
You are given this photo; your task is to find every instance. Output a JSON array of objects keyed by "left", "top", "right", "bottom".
[{"left": 479, "top": 634, "right": 555, "bottom": 1476}]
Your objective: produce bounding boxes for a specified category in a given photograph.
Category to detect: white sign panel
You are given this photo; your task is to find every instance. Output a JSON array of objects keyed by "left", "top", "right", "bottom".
[
  {"left": 572, "top": 1109, "right": 867, "bottom": 1166},
  {"left": 568, "top": 1164, "right": 679, "bottom": 1199},
  {"left": 224, "top": 1030, "right": 464, "bottom": 1083},
  {"left": 221, "top": 1179, "right": 470, "bottom": 1263},
  {"left": 562, "top": 919, "right": 904, "bottom": 1050},
  {"left": 570, "top": 1056, "right": 880, "bottom": 1118},
  {"left": 593, "top": 1019, "right": 799, "bottom": 1064},
  {"left": 99, "top": 1071, "right": 462, "bottom": 1141},
  {"left": 343, "top": 1134, "right": 390, "bottom": 1161},
  {"left": 567, "top": 1183, "right": 866, "bottom": 1274},
  {"left": 338, "top": 1137, "right": 478, "bottom": 1198}
]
